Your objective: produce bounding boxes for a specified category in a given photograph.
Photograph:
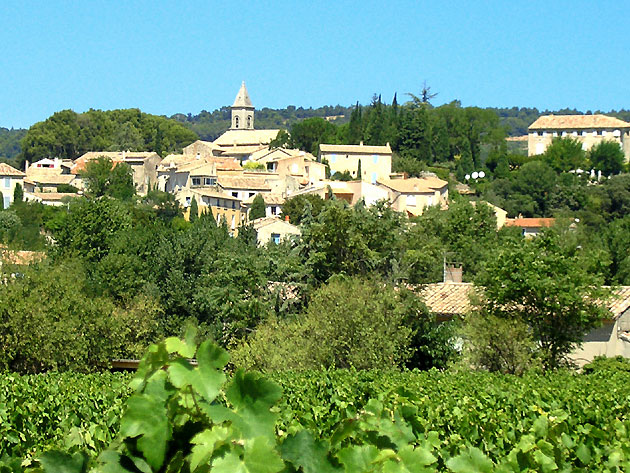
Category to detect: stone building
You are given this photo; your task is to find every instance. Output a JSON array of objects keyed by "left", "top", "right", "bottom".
[{"left": 528, "top": 114, "right": 630, "bottom": 161}]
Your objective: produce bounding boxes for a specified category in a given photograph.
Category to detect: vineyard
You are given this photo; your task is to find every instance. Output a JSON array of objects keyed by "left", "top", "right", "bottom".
[{"left": 1, "top": 342, "right": 630, "bottom": 472}]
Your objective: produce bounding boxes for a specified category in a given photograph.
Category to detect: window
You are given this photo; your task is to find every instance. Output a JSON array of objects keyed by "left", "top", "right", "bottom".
[
  {"left": 535, "top": 143, "right": 545, "bottom": 154},
  {"left": 406, "top": 194, "right": 416, "bottom": 206},
  {"left": 3, "top": 195, "right": 9, "bottom": 208},
  {"left": 204, "top": 177, "right": 216, "bottom": 186},
  {"left": 602, "top": 130, "right": 608, "bottom": 137},
  {"left": 4, "top": 178, "right": 9, "bottom": 188},
  {"left": 373, "top": 155, "right": 378, "bottom": 164},
  {"left": 582, "top": 131, "right": 587, "bottom": 136},
  {"left": 271, "top": 233, "right": 280, "bottom": 244},
  {"left": 561, "top": 131, "right": 567, "bottom": 137},
  {"left": 371, "top": 172, "right": 377, "bottom": 184},
  {"left": 232, "top": 191, "right": 238, "bottom": 198},
  {"left": 572, "top": 131, "right": 578, "bottom": 136},
  {"left": 270, "top": 206, "right": 278, "bottom": 215},
  {"left": 231, "top": 215, "right": 235, "bottom": 230},
  {"left": 249, "top": 192, "right": 255, "bottom": 197},
  {"left": 185, "top": 196, "right": 191, "bottom": 206},
  {"left": 330, "top": 154, "right": 336, "bottom": 164},
  {"left": 231, "top": 201, "right": 236, "bottom": 209},
  {"left": 234, "top": 116, "right": 240, "bottom": 129},
  {"left": 247, "top": 116, "right": 252, "bottom": 128},
  {"left": 542, "top": 131, "right": 548, "bottom": 137},
  {"left": 552, "top": 131, "right": 558, "bottom": 137},
  {"left": 593, "top": 130, "right": 598, "bottom": 136},
  {"left": 613, "top": 129, "right": 621, "bottom": 137},
  {"left": 191, "top": 177, "right": 201, "bottom": 186},
  {"left": 267, "top": 162, "right": 276, "bottom": 172}
]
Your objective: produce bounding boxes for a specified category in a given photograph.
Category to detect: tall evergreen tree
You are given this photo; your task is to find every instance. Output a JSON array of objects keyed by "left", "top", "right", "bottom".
[
  {"left": 249, "top": 194, "right": 266, "bottom": 220},
  {"left": 189, "top": 196, "right": 199, "bottom": 222},
  {"left": 348, "top": 102, "right": 363, "bottom": 144},
  {"left": 12, "top": 183, "right": 23, "bottom": 203}
]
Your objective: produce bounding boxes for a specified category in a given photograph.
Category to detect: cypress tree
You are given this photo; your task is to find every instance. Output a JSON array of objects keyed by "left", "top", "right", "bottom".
[
  {"left": 357, "top": 158, "right": 362, "bottom": 180},
  {"left": 249, "top": 194, "right": 266, "bottom": 220},
  {"left": 189, "top": 196, "right": 199, "bottom": 222},
  {"left": 13, "top": 183, "right": 23, "bottom": 203}
]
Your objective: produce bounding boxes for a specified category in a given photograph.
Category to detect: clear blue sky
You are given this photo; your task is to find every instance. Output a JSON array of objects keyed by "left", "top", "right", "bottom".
[{"left": 1, "top": 1, "right": 628, "bottom": 129}]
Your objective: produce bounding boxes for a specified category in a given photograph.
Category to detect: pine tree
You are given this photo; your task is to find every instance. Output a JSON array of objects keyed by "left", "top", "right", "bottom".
[
  {"left": 249, "top": 194, "right": 266, "bottom": 220},
  {"left": 189, "top": 196, "right": 199, "bottom": 222}
]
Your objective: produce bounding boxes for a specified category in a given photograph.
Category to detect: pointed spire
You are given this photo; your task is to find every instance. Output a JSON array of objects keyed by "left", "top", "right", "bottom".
[{"left": 232, "top": 81, "right": 253, "bottom": 108}]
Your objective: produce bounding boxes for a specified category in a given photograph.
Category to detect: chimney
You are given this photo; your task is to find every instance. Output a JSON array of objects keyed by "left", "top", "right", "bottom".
[
  {"left": 285, "top": 215, "right": 290, "bottom": 223},
  {"left": 444, "top": 261, "right": 463, "bottom": 283},
  {"left": 122, "top": 150, "right": 126, "bottom": 159},
  {"left": 54, "top": 157, "right": 60, "bottom": 168},
  {"left": 359, "top": 140, "right": 364, "bottom": 146},
  {"left": 25, "top": 160, "right": 29, "bottom": 172}
]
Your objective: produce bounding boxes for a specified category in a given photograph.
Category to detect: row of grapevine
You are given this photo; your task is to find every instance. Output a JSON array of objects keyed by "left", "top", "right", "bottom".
[{"left": 1, "top": 342, "right": 629, "bottom": 471}]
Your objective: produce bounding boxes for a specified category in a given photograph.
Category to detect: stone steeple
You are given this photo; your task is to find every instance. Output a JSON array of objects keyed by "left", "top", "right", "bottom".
[{"left": 231, "top": 81, "right": 255, "bottom": 130}]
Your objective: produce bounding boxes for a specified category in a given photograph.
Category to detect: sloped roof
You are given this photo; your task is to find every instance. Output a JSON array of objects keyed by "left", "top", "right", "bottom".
[
  {"left": 27, "top": 192, "right": 79, "bottom": 201},
  {"left": 242, "top": 193, "right": 285, "bottom": 205},
  {"left": 232, "top": 81, "right": 254, "bottom": 108},
  {"left": 418, "top": 283, "right": 630, "bottom": 320},
  {"left": 606, "top": 286, "right": 630, "bottom": 319},
  {"left": 0, "top": 163, "right": 25, "bottom": 177},
  {"left": 505, "top": 218, "right": 555, "bottom": 228},
  {"left": 25, "top": 171, "right": 76, "bottom": 185},
  {"left": 419, "top": 282, "right": 477, "bottom": 316},
  {"left": 218, "top": 175, "right": 271, "bottom": 191},
  {"left": 529, "top": 114, "right": 630, "bottom": 130},
  {"left": 319, "top": 143, "right": 392, "bottom": 155},
  {"left": 378, "top": 176, "right": 448, "bottom": 193},
  {"left": 251, "top": 216, "right": 300, "bottom": 232},
  {"left": 213, "top": 130, "right": 280, "bottom": 147}
]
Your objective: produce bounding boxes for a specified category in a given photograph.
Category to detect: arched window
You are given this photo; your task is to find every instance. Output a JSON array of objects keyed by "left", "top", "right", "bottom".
[
  {"left": 235, "top": 116, "right": 240, "bottom": 128},
  {"left": 247, "top": 115, "right": 252, "bottom": 128}
]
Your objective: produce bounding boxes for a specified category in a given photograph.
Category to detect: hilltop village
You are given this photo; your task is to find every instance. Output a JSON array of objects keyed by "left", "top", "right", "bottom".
[{"left": 3, "top": 89, "right": 630, "bottom": 473}]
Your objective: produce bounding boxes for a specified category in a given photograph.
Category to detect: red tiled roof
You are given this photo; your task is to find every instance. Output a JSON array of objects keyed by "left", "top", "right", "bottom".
[{"left": 505, "top": 218, "right": 555, "bottom": 228}]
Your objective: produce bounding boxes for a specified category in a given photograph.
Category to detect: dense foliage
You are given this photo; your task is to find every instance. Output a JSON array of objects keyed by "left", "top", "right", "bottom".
[
  {"left": 2, "top": 341, "right": 630, "bottom": 472},
  {"left": 18, "top": 109, "right": 198, "bottom": 168}
]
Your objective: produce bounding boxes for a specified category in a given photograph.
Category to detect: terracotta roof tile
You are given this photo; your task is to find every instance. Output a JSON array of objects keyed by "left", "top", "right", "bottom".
[
  {"left": 419, "top": 283, "right": 477, "bottom": 316},
  {"left": 505, "top": 218, "right": 555, "bottom": 228},
  {"left": 218, "top": 176, "right": 271, "bottom": 191},
  {"left": 529, "top": 114, "right": 630, "bottom": 130},
  {"left": 319, "top": 143, "right": 392, "bottom": 154},
  {"left": 0, "top": 163, "right": 25, "bottom": 177},
  {"left": 378, "top": 176, "right": 448, "bottom": 193}
]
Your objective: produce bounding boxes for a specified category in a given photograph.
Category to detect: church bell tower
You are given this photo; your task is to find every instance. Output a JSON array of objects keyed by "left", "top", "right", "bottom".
[{"left": 231, "top": 81, "right": 254, "bottom": 130}]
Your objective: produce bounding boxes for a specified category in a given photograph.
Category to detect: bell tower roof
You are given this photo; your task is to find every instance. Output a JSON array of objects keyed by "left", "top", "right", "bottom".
[{"left": 232, "top": 81, "right": 253, "bottom": 108}]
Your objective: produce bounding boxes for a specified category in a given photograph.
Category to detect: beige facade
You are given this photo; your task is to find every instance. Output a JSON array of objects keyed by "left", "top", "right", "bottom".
[
  {"left": 250, "top": 148, "right": 326, "bottom": 186},
  {"left": 319, "top": 142, "right": 393, "bottom": 183},
  {"left": 377, "top": 176, "right": 448, "bottom": 216},
  {"left": 178, "top": 187, "right": 244, "bottom": 232},
  {"left": 0, "top": 163, "right": 25, "bottom": 208},
  {"left": 242, "top": 193, "right": 285, "bottom": 219},
  {"left": 528, "top": 114, "right": 630, "bottom": 161},
  {"left": 570, "top": 287, "right": 630, "bottom": 367},
  {"left": 72, "top": 151, "right": 162, "bottom": 195},
  {"left": 251, "top": 216, "right": 301, "bottom": 246}
]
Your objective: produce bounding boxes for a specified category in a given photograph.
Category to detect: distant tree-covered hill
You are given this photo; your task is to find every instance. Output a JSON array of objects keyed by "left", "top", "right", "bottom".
[
  {"left": 18, "top": 109, "right": 198, "bottom": 168},
  {"left": 171, "top": 104, "right": 352, "bottom": 141},
  {"left": 0, "top": 128, "right": 26, "bottom": 164}
]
